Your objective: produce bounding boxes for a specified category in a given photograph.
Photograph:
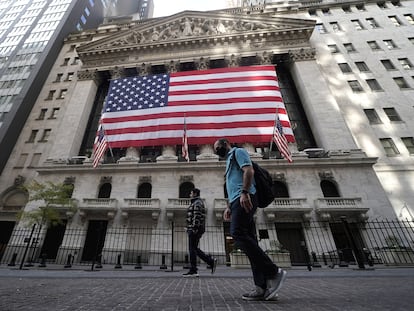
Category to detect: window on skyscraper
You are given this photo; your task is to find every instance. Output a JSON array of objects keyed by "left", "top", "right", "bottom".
[
  {"left": 401, "top": 137, "right": 414, "bottom": 154},
  {"left": 363, "top": 109, "right": 382, "bottom": 124},
  {"left": 380, "top": 59, "right": 396, "bottom": 70},
  {"left": 366, "top": 79, "right": 383, "bottom": 91},
  {"left": 383, "top": 39, "right": 398, "bottom": 49},
  {"left": 348, "top": 80, "right": 364, "bottom": 92},
  {"left": 338, "top": 63, "right": 352, "bottom": 73},
  {"left": 389, "top": 16, "right": 402, "bottom": 26},
  {"left": 380, "top": 138, "right": 400, "bottom": 156},
  {"left": 355, "top": 61, "right": 370, "bottom": 72},
  {"left": 383, "top": 108, "right": 402, "bottom": 121},
  {"left": 393, "top": 77, "right": 410, "bottom": 89},
  {"left": 398, "top": 58, "right": 413, "bottom": 70}
]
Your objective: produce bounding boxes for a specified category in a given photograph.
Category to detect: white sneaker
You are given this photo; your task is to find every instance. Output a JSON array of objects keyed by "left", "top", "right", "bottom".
[{"left": 264, "top": 268, "right": 286, "bottom": 301}]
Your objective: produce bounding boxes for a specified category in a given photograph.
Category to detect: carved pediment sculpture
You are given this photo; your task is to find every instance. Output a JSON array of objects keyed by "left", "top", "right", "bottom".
[{"left": 76, "top": 10, "right": 316, "bottom": 65}]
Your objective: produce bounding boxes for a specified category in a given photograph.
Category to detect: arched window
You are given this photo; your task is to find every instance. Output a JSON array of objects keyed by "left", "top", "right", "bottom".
[
  {"left": 179, "top": 182, "right": 194, "bottom": 198},
  {"left": 320, "top": 180, "right": 340, "bottom": 197},
  {"left": 98, "top": 183, "right": 111, "bottom": 198},
  {"left": 273, "top": 181, "right": 289, "bottom": 198},
  {"left": 137, "top": 182, "right": 152, "bottom": 198},
  {"left": 63, "top": 184, "right": 74, "bottom": 198}
]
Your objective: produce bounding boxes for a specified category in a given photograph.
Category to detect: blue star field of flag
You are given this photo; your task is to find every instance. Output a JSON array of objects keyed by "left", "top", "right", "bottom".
[{"left": 105, "top": 74, "right": 170, "bottom": 112}]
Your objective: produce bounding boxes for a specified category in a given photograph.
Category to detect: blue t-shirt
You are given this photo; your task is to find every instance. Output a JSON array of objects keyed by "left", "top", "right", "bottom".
[{"left": 225, "top": 147, "right": 256, "bottom": 204}]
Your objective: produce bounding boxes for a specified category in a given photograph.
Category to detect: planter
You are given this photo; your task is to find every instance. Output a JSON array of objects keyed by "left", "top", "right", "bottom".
[
  {"left": 378, "top": 249, "right": 414, "bottom": 266},
  {"left": 230, "top": 252, "right": 291, "bottom": 268}
]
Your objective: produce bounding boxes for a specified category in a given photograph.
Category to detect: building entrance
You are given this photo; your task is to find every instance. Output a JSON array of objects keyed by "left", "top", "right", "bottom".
[
  {"left": 275, "top": 222, "right": 309, "bottom": 266},
  {"left": 40, "top": 221, "right": 67, "bottom": 260},
  {"left": 0, "top": 221, "right": 15, "bottom": 262},
  {"left": 82, "top": 220, "right": 108, "bottom": 261}
]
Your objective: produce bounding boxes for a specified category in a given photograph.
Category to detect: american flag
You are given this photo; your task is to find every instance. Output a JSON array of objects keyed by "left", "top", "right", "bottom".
[
  {"left": 100, "top": 65, "right": 294, "bottom": 147},
  {"left": 92, "top": 124, "right": 108, "bottom": 168},
  {"left": 273, "top": 117, "right": 293, "bottom": 163},
  {"left": 182, "top": 115, "right": 189, "bottom": 162}
]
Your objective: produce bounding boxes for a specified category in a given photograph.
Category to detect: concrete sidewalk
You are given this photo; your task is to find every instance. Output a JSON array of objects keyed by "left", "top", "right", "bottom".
[{"left": 0, "top": 265, "right": 413, "bottom": 311}]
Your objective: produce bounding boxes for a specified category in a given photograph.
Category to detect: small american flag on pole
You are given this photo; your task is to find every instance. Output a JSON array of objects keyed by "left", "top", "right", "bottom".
[
  {"left": 92, "top": 124, "right": 108, "bottom": 168},
  {"left": 182, "top": 115, "right": 189, "bottom": 162},
  {"left": 273, "top": 116, "right": 293, "bottom": 163}
]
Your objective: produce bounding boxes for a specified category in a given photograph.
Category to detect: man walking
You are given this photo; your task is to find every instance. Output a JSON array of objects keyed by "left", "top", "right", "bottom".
[
  {"left": 183, "top": 188, "right": 217, "bottom": 277},
  {"left": 213, "top": 138, "right": 286, "bottom": 300}
]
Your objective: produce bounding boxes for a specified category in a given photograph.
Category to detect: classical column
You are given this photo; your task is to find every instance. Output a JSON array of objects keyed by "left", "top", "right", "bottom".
[
  {"left": 46, "top": 69, "right": 101, "bottom": 161},
  {"left": 288, "top": 48, "right": 359, "bottom": 151},
  {"left": 118, "top": 147, "right": 141, "bottom": 164},
  {"left": 196, "top": 144, "right": 219, "bottom": 162}
]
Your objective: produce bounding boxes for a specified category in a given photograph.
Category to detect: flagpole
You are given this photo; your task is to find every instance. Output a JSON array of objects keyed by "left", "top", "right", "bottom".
[
  {"left": 269, "top": 107, "right": 279, "bottom": 155},
  {"left": 100, "top": 122, "right": 114, "bottom": 161}
]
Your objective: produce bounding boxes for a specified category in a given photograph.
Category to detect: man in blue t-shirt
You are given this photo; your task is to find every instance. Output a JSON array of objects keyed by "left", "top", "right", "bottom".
[{"left": 213, "top": 138, "right": 287, "bottom": 301}]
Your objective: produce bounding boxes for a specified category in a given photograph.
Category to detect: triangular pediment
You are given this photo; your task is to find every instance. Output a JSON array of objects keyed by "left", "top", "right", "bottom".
[{"left": 77, "top": 10, "right": 315, "bottom": 56}]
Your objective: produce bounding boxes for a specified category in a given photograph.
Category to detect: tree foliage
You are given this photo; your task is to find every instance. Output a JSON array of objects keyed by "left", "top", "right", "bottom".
[{"left": 18, "top": 180, "right": 76, "bottom": 227}]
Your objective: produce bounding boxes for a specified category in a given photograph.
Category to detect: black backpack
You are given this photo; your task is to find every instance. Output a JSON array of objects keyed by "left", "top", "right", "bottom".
[{"left": 232, "top": 149, "right": 275, "bottom": 208}]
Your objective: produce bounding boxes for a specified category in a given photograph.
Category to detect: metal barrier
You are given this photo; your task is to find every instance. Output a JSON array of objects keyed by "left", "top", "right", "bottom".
[{"left": 0, "top": 219, "right": 413, "bottom": 269}]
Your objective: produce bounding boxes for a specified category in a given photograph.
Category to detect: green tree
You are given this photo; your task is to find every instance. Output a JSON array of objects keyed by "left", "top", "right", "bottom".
[{"left": 18, "top": 180, "right": 77, "bottom": 228}]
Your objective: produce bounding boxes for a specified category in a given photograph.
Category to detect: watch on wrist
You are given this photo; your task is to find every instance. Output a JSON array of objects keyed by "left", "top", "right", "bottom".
[{"left": 241, "top": 189, "right": 249, "bottom": 195}]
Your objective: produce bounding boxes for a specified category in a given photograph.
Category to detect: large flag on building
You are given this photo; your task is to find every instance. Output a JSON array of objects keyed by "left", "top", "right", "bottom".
[{"left": 100, "top": 65, "right": 294, "bottom": 148}]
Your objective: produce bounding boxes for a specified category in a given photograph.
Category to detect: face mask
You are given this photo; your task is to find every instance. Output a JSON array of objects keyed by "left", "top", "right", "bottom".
[{"left": 215, "top": 146, "right": 227, "bottom": 158}]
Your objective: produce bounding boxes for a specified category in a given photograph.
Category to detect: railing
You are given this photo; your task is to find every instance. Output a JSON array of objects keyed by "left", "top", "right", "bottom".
[
  {"left": 123, "top": 198, "right": 160, "bottom": 209},
  {"left": 315, "top": 198, "right": 363, "bottom": 209},
  {"left": 81, "top": 198, "right": 118, "bottom": 209},
  {"left": 1, "top": 220, "right": 413, "bottom": 270}
]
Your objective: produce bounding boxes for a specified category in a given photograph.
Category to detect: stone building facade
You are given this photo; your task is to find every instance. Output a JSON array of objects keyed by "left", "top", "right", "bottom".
[{"left": 1, "top": 1, "right": 412, "bottom": 267}]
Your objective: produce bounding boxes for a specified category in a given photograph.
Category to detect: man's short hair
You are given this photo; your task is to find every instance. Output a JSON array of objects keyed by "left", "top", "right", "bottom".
[{"left": 191, "top": 188, "right": 200, "bottom": 196}]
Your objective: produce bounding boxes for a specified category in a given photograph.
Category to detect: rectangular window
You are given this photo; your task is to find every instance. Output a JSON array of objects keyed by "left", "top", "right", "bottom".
[
  {"left": 398, "top": 58, "right": 413, "bottom": 70},
  {"left": 316, "top": 23, "right": 327, "bottom": 34},
  {"left": 54, "top": 73, "right": 63, "bottom": 82},
  {"left": 49, "top": 108, "right": 59, "bottom": 119},
  {"left": 308, "top": 9, "right": 317, "bottom": 16},
  {"left": 330, "top": 22, "right": 341, "bottom": 32},
  {"left": 344, "top": 43, "right": 356, "bottom": 52},
  {"left": 377, "top": 2, "right": 387, "bottom": 9},
  {"left": 389, "top": 16, "right": 402, "bottom": 26},
  {"left": 381, "top": 59, "right": 396, "bottom": 70},
  {"left": 36, "top": 108, "right": 47, "bottom": 120},
  {"left": 58, "top": 89, "right": 67, "bottom": 99},
  {"left": 404, "top": 14, "right": 414, "bottom": 25},
  {"left": 383, "top": 108, "right": 402, "bottom": 121},
  {"left": 38, "top": 129, "right": 51, "bottom": 142},
  {"left": 366, "top": 18, "right": 379, "bottom": 28},
  {"left": 367, "top": 41, "right": 381, "bottom": 50},
  {"left": 342, "top": 6, "right": 351, "bottom": 13},
  {"left": 391, "top": 1, "right": 402, "bottom": 7},
  {"left": 46, "top": 90, "right": 55, "bottom": 100},
  {"left": 393, "top": 77, "right": 410, "bottom": 89},
  {"left": 380, "top": 138, "right": 400, "bottom": 156},
  {"left": 338, "top": 63, "right": 352, "bottom": 73},
  {"left": 383, "top": 40, "right": 398, "bottom": 49},
  {"left": 27, "top": 130, "right": 38, "bottom": 143},
  {"left": 355, "top": 61, "right": 370, "bottom": 72},
  {"left": 356, "top": 4, "right": 366, "bottom": 11},
  {"left": 66, "top": 72, "right": 74, "bottom": 81},
  {"left": 328, "top": 44, "right": 339, "bottom": 53},
  {"left": 364, "top": 109, "right": 382, "bottom": 124},
  {"left": 351, "top": 20, "right": 364, "bottom": 30},
  {"left": 366, "top": 79, "right": 383, "bottom": 91},
  {"left": 410, "top": 38, "right": 414, "bottom": 45},
  {"left": 401, "top": 137, "right": 414, "bottom": 154},
  {"left": 322, "top": 8, "right": 331, "bottom": 16},
  {"left": 348, "top": 80, "right": 364, "bottom": 92}
]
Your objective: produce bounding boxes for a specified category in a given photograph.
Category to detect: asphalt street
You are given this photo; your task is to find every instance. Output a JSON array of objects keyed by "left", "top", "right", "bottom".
[{"left": 0, "top": 265, "right": 413, "bottom": 311}]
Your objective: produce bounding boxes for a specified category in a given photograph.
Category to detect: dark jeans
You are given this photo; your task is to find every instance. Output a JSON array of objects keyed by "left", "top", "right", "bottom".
[
  {"left": 187, "top": 230, "right": 213, "bottom": 272},
  {"left": 230, "top": 195, "right": 278, "bottom": 289}
]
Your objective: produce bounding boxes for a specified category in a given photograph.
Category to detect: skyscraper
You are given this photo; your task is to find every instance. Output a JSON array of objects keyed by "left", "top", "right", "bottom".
[{"left": 0, "top": 0, "right": 107, "bottom": 175}]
